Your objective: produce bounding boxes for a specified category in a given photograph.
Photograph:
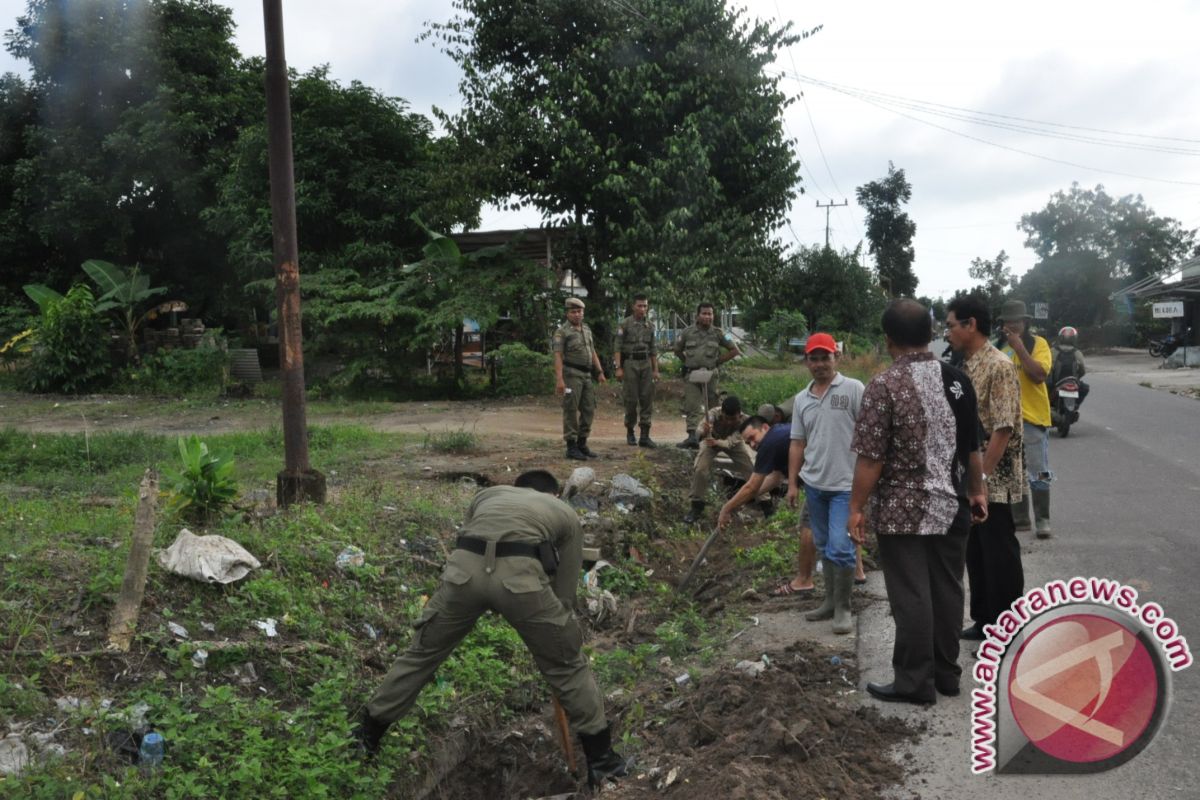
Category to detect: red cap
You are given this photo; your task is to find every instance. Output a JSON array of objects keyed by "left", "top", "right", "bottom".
[{"left": 805, "top": 332, "right": 837, "bottom": 354}]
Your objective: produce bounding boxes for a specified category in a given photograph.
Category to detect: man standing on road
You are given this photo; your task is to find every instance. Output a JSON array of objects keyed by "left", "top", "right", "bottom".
[
  {"left": 683, "top": 395, "right": 768, "bottom": 524},
  {"left": 786, "top": 333, "right": 865, "bottom": 635},
  {"left": 354, "top": 470, "right": 631, "bottom": 788},
  {"left": 849, "top": 300, "right": 988, "bottom": 705},
  {"left": 674, "top": 303, "right": 741, "bottom": 448},
  {"left": 615, "top": 294, "right": 660, "bottom": 448},
  {"left": 553, "top": 297, "right": 607, "bottom": 461},
  {"left": 945, "top": 296, "right": 1026, "bottom": 644},
  {"left": 997, "top": 300, "right": 1054, "bottom": 539}
]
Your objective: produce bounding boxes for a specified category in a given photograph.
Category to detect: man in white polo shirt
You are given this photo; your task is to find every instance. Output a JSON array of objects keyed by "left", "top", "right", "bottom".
[{"left": 786, "top": 333, "right": 865, "bottom": 634}]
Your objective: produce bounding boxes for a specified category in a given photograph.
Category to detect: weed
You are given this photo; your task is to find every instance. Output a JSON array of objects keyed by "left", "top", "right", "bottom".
[
  {"left": 163, "top": 435, "right": 238, "bottom": 523},
  {"left": 423, "top": 427, "right": 479, "bottom": 453}
]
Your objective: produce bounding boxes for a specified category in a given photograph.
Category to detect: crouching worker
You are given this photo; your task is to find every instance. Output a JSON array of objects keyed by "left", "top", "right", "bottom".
[{"left": 352, "top": 470, "right": 631, "bottom": 788}]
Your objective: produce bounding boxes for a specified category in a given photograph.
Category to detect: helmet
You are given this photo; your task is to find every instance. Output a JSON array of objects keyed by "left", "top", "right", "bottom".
[{"left": 1058, "top": 326, "right": 1078, "bottom": 342}]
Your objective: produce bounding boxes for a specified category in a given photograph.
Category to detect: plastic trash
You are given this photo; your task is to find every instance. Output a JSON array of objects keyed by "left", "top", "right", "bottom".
[
  {"left": 138, "top": 732, "right": 164, "bottom": 770},
  {"left": 167, "top": 622, "right": 189, "bottom": 639},
  {"left": 156, "top": 529, "right": 261, "bottom": 584},
  {"left": 335, "top": 546, "right": 366, "bottom": 570},
  {"left": 252, "top": 618, "right": 278, "bottom": 637}
]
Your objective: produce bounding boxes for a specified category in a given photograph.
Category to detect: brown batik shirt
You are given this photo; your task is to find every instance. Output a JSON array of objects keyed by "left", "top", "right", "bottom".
[
  {"left": 963, "top": 342, "right": 1024, "bottom": 504},
  {"left": 852, "top": 352, "right": 979, "bottom": 536}
]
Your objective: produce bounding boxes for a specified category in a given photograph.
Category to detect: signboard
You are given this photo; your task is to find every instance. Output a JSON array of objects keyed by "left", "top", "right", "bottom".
[
  {"left": 1032, "top": 302, "right": 1049, "bottom": 320},
  {"left": 1152, "top": 301, "right": 1185, "bottom": 318}
]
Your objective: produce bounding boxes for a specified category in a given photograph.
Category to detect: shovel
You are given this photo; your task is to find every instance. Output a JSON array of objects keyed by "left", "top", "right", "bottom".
[
  {"left": 552, "top": 696, "right": 577, "bottom": 772},
  {"left": 678, "top": 525, "right": 722, "bottom": 593}
]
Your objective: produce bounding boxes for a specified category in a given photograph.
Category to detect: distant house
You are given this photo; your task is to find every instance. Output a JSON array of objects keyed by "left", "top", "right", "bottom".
[{"left": 1111, "top": 255, "right": 1200, "bottom": 335}]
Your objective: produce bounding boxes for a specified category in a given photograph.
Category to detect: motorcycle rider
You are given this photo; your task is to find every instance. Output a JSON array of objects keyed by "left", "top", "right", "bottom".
[{"left": 1050, "top": 326, "right": 1089, "bottom": 411}]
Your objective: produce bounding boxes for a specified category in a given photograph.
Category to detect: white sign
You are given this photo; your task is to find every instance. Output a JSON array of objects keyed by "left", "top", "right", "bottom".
[
  {"left": 1153, "top": 302, "right": 1185, "bottom": 318},
  {"left": 1032, "top": 302, "right": 1049, "bottom": 320}
]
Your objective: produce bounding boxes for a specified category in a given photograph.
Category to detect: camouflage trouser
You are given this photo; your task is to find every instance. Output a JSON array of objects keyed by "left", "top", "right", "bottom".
[
  {"left": 367, "top": 555, "right": 607, "bottom": 736},
  {"left": 622, "top": 359, "right": 654, "bottom": 428},
  {"left": 562, "top": 367, "right": 595, "bottom": 442},
  {"left": 681, "top": 370, "right": 719, "bottom": 431},
  {"left": 689, "top": 442, "right": 767, "bottom": 503}
]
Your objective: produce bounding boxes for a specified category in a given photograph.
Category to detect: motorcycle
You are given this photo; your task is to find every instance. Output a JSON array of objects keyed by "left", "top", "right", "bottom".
[
  {"left": 1050, "top": 376, "right": 1082, "bottom": 438},
  {"left": 1149, "top": 327, "right": 1193, "bottom": 358}
]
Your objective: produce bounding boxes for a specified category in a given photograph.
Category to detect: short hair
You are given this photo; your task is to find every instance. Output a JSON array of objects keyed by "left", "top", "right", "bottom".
[
  {"left": 514, "top": 469, "right": 559, "bottom": 495},
  {"left": 633, "top": 293, "right": 648, "bottom": 303},
  {"left": 697, "top": 302, "right": 715, "bottom": 314},
  {"left": 720, "top": 395, "right": 742, "bottom": 415},
  {"left": 947, "top": 295, "right": 991, "bottom": 334},
  {"left": 882, "top": 298, "right": 933, "bottom": 347},
  {"left": 739, "top": 415, "right": 771, "bottom": 433}
]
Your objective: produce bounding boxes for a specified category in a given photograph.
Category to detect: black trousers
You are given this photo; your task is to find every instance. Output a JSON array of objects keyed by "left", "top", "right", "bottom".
[
  {"left": 878, "top": 523, "right": 969, "bottom": 699},
  {"left": 966, "top": 502, "right": 1024, "bottom": 628}
]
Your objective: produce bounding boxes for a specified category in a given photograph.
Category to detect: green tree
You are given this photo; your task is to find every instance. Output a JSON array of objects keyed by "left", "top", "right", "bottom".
[
  {"left": 967, "top": 249, "right": 1013, "bottom": 313},
  {"left": 856, "top": 161, "right": 918, "bottom": 297},
  {"left": 1016, "top": 183, "right": 1196, "bottom": 329},
  {"left": 431, "top": 0, "right": 806, "bottom": 324},
  {"left": 747, "top": 245, "right": 884, "bottom": 337}
]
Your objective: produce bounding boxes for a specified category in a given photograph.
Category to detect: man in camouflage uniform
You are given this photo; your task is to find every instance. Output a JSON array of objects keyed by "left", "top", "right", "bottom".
[
  {"left": 353, "top": 470, "right": 631, "bottom": 788},
  {"left": 683, "top": 395, "right": 772, "bottom": 524},
  {"left": 553, "top": 297, "right": 607, "bottom": 461},
  {"left": 674, "top": 302, "right": 741, "bottom": 448},
  {"left": 615, "top": 294, "right": 660, "bottom": 447}
]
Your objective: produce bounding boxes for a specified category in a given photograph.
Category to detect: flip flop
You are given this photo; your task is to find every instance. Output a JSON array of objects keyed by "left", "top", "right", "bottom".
[
  {"left": 854, "top": 577, "right": 868, "bottom": 586},
  {"left": 769, "top": 581, "right": 814, "bottom": 598}
]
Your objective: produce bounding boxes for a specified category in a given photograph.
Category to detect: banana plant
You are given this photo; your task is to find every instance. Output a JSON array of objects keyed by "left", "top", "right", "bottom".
[{"left": 81, "top": 259, "right": 169, "bottom": 362}]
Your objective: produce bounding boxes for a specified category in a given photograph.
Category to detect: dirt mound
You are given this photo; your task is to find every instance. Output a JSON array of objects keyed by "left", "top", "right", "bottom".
[{"left": 427, "top": 641, "right": 916, "bottom": 800}]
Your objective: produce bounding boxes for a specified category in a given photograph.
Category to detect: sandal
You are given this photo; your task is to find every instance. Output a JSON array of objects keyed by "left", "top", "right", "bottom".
[
  {"left": 769, "top": 581, "right": 814, "bottom": 598},
  {"left": 854, "top": 576, "right": 867, "bottom": 586}
]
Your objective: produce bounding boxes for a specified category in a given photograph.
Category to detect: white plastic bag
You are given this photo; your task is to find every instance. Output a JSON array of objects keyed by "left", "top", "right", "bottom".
[{"left": 156, "top": 528, "right": 261, "bottom": 584}]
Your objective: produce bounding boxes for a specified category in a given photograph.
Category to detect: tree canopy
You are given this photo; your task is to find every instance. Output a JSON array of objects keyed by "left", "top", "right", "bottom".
[{"left": 856, "top": 161, "right": 918, "bottom": 298}]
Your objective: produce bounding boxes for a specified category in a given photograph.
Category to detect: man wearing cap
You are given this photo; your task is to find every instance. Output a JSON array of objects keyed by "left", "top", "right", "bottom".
[
  {"left": 674, "top": 303, "right": 741, "bottom": 448},
  {"left": 682, "top": 395, "right": 771, "bottom": 524},
  {"left": 353, "top": 470, "right": 631, "bottom": 788},
  {"left": 996, "top": 300, "right": 1054, "bottom": 539},
  {"left": 615, "top": 294, "right": 660, "bottom": 447},
  {"left": 786, "top": 333, "right": 865, "bottom": 635},
  {"left": 554, "top": 297, "right": 607, "bottom": 461}
]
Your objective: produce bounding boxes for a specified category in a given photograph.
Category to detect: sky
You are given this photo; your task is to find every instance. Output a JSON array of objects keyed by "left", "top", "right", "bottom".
[{"left": 3, "top": 0, "right": 1199, "bottom": 298}]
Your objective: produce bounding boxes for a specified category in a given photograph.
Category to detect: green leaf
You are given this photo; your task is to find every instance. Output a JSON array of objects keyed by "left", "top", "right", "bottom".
[
  {"left": 22, "top": 284, "right": 63, "bottom": 312},
  {"left": 82, "top": 259, "right": 126, "bottom": 295}
]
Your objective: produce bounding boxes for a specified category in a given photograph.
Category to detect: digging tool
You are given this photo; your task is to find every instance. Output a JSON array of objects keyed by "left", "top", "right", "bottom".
[
  {"left": 678, "top": 525, "right": 722, "bottom": 593},
  {"left": 552, "top": 696, "right": 577, "bottom": 772}
]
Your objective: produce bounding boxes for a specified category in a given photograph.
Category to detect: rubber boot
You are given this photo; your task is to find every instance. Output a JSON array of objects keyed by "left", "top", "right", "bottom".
[
  {"left": 1033, "top": 488, "right": 1053, "bottom": 539},
  {"left": 806, "top": 560, "right": 837, "bottom": 621},
  {"left": 757, "top": 499, "right": 775, "bottom": 519},
  {"left": 579, "top": 725, "right": 633, "bottom": 788},
  {"left": 577, "top": 438, "right": 599, "bottom": 459},
  {"left": 350, "top": 708, "right": 389, "bottom": 758},
  {"left": 676, "top": 430, "right": 698, "bottom": 449},
  {"left": 832, "top": 565, "right": 855, "bottom": 635},
  {"left": 683, "top": 500, "right": 705, "bottom": 525},
  {"left": 566, "top": 439, "right": 587, "bottom": 461},
  {"left": 626, "top": 427, "right": 637, "bottom": 446},
  {"left": 638, "top": 424, "right": 657, "bottom": 448},
  {"left": 1011, "top": 495, "right": 1032, "bottom": 531}
]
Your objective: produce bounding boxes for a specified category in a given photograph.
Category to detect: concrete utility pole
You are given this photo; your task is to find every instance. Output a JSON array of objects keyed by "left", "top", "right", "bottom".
[
  {"left": 263, "top": 0, "right": 325, "bottom": 508},
  {"left": 815, "top": 199, "right": 849, "bottom": 250}
]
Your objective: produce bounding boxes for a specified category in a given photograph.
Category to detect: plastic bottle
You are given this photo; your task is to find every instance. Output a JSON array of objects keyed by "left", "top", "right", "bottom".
[{"left": 139, "top": 732, "right": 164, "bottom": 770}]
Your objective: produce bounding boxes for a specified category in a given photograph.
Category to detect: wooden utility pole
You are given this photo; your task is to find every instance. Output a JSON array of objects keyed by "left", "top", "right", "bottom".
[
  {"left": 816, "top": 199, "right": 849, "bottom": 250},
  {"left": 263, "top": 0, "right": 325, "bottom": 507}
]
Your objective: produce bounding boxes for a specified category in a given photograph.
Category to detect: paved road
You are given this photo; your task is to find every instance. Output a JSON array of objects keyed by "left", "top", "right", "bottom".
[{"left": 859, "top": 367, "right": 1200, "bottom": 799}]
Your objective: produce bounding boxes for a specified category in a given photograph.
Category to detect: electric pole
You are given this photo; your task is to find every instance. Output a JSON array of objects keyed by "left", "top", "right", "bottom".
[{"left": 815, "top": 199, "right": 848, "bottom": 250}]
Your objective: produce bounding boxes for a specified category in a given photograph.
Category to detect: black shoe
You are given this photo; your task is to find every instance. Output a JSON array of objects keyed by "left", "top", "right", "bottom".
[
  {"left": 638, "top": 426, "right": 657, "bottom": 448},
  {"left": 866, "top": 682, "right": 935, "bottom": 705},
  {"left": 936, "top": 681, "right": 961, "bottom": 697},
  {"left": 682, "top": 501, "right": 705, "bottom": 525},
  {"left": 579, "top": 725, "right": 633, "bottom": 789},
  {"left": 350, "top": 709, "right": 389, "bottom": 758},
  {"left": 676, "top": 431, "right": 698, "bottom": 449},
  {"left": 757, "top": 499, "right": 775, "bottom": 519},
  {"left": 566, "top": 441, "right": 587, "bottom": 461},
  {"left": 626, "top": 428, "right": 637, "bottom": 446},
  {"left": 577, "top": 439, "right": 599, "bottom": 459},
  {"left": 960, "top": 623, "right": 986, "bottom": 641}
]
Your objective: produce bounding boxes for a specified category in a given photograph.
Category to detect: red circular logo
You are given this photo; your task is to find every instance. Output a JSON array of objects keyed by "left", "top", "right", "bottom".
[{"left": 1008, "top": 614, "right": 1158, "bottom": 763}]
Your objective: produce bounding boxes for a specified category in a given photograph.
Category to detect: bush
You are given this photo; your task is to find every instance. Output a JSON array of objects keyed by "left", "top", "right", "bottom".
[
  {"left": 118, "top": 346, "right": 229, "bottom": 396},
  {"left": 493, "top": 342, "right": 554, "bottom": 397},
  {"left": 164, "top": 435, "right": 238, "bottom": 523},
  {"left": 21, "top": 284, "right": 113, "bottom": 394}
]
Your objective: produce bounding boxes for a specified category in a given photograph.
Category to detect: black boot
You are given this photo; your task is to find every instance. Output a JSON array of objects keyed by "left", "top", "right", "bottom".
[
  {"left": 638, "top": 424, "right": 657, "bottom": 448},
  {"left": 566, "top": 439, "right": 587, "bottom": 461},
  {"left": 683, "top": 500, "right": 705, "bottom": 524},
  {"left": 579, "top": 725, "right": 632, "bottom": 789},
  {"left": 676, "top": 430, "right": 698, "bottom": 449},
  {"left": 350, "top": 708, "right": 389, "bottom": 758},
  {"left": 626, "top": 427, "right": 637, "bottom": 446},
  {"left": 577, "top": 438, "right": 599, "bottom": 459},
  {"left": 757, "top": 499, "right": 775, "bottom": 518}
]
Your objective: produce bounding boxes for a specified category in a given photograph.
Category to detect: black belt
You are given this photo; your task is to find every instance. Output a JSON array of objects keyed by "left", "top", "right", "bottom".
[
  {"left": 621, "top": 353, "right": 648, "bottom": 361},
  {"left": 455, "top": 536, "right": 539, "bottom": 559},
  {"left": 563, "top": 361, "right": 592, "bottom": 372}
]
